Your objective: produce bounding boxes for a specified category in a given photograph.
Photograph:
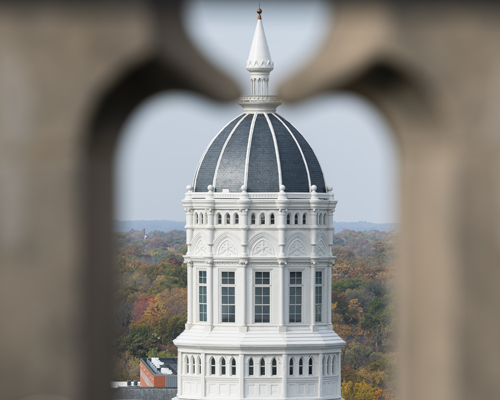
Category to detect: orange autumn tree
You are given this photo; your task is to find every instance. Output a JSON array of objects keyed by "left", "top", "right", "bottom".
[{"left": 342, "top": 381, "right": 383, "bottom": 400}]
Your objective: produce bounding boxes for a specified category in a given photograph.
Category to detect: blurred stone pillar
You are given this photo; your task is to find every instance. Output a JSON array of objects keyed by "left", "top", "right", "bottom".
[
  {"left": 281, "top": 2, "right": 500, "bottom": 400},
  {"left": 0, "top": 1, "right": 238, "bottom": 400}
]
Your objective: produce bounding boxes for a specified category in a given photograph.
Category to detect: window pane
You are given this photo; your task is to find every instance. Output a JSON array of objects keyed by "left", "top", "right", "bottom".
[
  {"left": 199, "top": 284, "right": 207, "bottom": 321},
  {"left": 315, "top": 271, "right": 322, "bottom": 285},
  {"left": 255, "top": 272, "right": 271, "bottom": 323},
  {"left": 315, "top": 284, "right": 322, "bottom": 322},
  {"left": 199, "top": 270, "right": 207, "bottom": 284},
  {"left": 289, "top": 284, "right": 302, "bottom": 323},
  {"left": 222, "top": 271, "right": 235, "bottom": 285},
  {"left": 221, "top": 275, "right": 235, "bottom": 323}
]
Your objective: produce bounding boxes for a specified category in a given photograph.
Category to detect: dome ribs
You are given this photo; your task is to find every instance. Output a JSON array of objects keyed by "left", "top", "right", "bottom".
[
  {"left": 214, "top": 114, "right": 253, "bottom": 192},
  {"left": 247, "top": 114, "right": 280, "bottom": 192},
  {"left": 270, "top": 114, "right": 310, "bottom": 192},
  {"left": 276, "top": 115, "right": 326, "bottom": 193},
  {"left": 194, "top": 114, "right": 244, "bottom": 192}
]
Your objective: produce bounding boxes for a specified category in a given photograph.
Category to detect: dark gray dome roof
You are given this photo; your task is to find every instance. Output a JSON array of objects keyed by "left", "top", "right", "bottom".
[{"left": 193, "top": 113, "right": 326, "bottom": 193}]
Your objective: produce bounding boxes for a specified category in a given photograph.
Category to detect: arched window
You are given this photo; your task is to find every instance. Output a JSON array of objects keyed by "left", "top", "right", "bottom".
[
  {"left": 287, "top": 213, "right": 291, "bottom": 225},
  {"left": 249, "top": 358, "right": 254, "bottom": 376},
  {"left": 299, "top": 357, "right": 304, "bottom": 375},
  {"left": 198, "top": 356, "right": 202, "bottom": 375},
  {"left": 272, "top": 358, "right": 277, "bottom": 376},
  {"left": 295, "top": 213, "right": 299, "bottom": 224},
  {"left": 231, "top": 358, "right": 236, "bottom": 376},
  {"left": 260, "top": 358, "right": 266, "bottom": 376},
  {"left": 217, "top": 213, "right": 221, "bottom": 225},
  {"left": 308, "top": 357, "right": 313, "bottom": 375},
  {"left": 225, "top": 213, "right": 230, "bottom": 224},
  {"left": 260, "top": 213, "right": 265, "bottom": 225},
  {"left": 210, "top": 357, "right": 216, "bottom": 375},
  {"left": 234, "top": 213, "right": 239, "bottom": 224},
  {"left": 322, "top": 356, "right": 326, "bottom": 376},
  {"left": 270, "top": 213, "right": 275, "bottom": 225},
  {"left": 191, "top": 356, "right": 195, "bottom": 374},
  {"left": 251, "top": 213, "right": 256, "bottom": 225},
  {"left": 186, "top": 356, "right": 189, "bottom": 374},
  {"left": 195, "top": 213, "right": 199, "bottom": 224},
  {"left": 303, "top": 213, "right": 307, "bottom": 225},
  {"left": 327, "top": 356, "right": 331, "bottom": 375},
  {"left": 221, "top": 357, "right": 226, "bottom": 375},
  {"left": 289, "top": 358, "right": 294, "bottom": 376},
  {"left": 200, "top": 213, "right": 204, "bottom": 224}
]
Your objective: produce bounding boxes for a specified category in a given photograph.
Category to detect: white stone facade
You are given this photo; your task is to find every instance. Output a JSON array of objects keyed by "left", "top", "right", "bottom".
[
  {"left": 174, "top": 187, "right": 345, "bottom": 400},
  {"left": 173, "top": 9, "right": 345, "bottom": 400}
]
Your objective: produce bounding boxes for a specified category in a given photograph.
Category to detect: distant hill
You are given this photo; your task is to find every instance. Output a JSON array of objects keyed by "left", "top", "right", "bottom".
[
  {"left": 114, "top": 220, "right": 185, "bottom": 233},
  {"left": 115, "top": 219, "right": 397, "bottom": 233},
  {"left": 333, "top": 221, "right": 398, "bottom": 232}
]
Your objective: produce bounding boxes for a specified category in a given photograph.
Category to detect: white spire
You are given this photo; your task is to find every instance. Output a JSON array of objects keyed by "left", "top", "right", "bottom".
[{"left": 246, "top": 8, "right": 274, "bottom": 95}]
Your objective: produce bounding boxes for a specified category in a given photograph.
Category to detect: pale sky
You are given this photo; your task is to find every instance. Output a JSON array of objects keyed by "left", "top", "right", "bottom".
[{"left": 114, "top": 0, "right": 399, "bottom": 224}]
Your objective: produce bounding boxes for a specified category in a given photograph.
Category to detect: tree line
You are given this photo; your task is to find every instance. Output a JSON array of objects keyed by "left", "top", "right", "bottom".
[{"left": 112, "top": 228, "right": 398, "bottom": 400}]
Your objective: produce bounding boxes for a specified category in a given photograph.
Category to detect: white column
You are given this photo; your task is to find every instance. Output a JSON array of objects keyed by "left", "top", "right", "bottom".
[
  {"left": 207, "top": 261, "right": 214, "bottom": 330},
  {"left": 201, "top": 352, "right": 206, "bottom": 397},
  {"left": 277, "top": 209, "right": 287, "bottom": 256},
  {"left": 193, "top": 265, "right": 198, "bottom": 324},
  {"left": 278, "top": 262, "right": 285, "bottom": 330},
  {"left": 240, "top": 209, "right": 249, "bottom": 256},
  {"left": 310, "top": 208, "right": 318, "bottom": 257},
  {"left": 239, "top": 262, "right": 248, "bottom": 331},
  {"left": 336, "top": 352, "right": 341, "bottom": 397},
  {"left": 187, "top": 262, "right": 193, "bottom": 327},
  {"left": 282, "top": 354, "right": 288, "bottom": 398},
  {"left": 239, "top": 354, "right": 245, "bottom": 398},
  {"left": 327, "top": 264, "right": 333, "bottom": 327},
  {"left": 178, "top": 350, "right": 183, "bottom": 396},
  {"left": 310, "top": 263, "right": 316, "bottom": 329},
  {"left": 327, "top": 210, "right": 334, "bottom": 253},
  {"left": 207, "top": 209, "right": 214, "bottom": 256},
  {"left": 318, "top": 353, "right": 323, "bottom": 398},
  {"left": 185, "top": 208, "right": 194, "bottom": 255}
]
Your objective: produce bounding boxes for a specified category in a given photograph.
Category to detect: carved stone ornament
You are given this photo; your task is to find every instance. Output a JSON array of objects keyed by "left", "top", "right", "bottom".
[
  {"left": 317, "top": 239, "right": 326, "bottom": 256},
  {"left": 218, "top": 239, "right": 237, "bottom": 256},
  {"left": 288, "top": 239, "right": 306, "bottom": 256},
  {"left": 195, "top": 240, "right": 207, "bottom": 255},
  {"left": 252, "top": 239, "right": 275, "bottom": 256}
]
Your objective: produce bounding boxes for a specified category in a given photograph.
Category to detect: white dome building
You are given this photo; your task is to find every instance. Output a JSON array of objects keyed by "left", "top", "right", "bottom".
[{"left": 174, "top": 8, "right": 345, "bottom": 400}]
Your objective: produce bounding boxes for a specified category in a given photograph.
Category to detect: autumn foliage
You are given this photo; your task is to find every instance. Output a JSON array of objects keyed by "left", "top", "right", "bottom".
[
  {"left": 112, "top": 227, "right": 398, "bottom": 397},
  {"left": 112, "top": 229, "right": 187, "bottom": 380},
  {"left": 331, "top": 229, "right": 398, "bottom": 400}
]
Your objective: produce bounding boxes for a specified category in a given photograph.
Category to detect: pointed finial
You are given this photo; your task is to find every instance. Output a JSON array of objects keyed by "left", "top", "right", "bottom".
[{"left": 257, "top": 8, "right": 262, "bottom": 19}]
